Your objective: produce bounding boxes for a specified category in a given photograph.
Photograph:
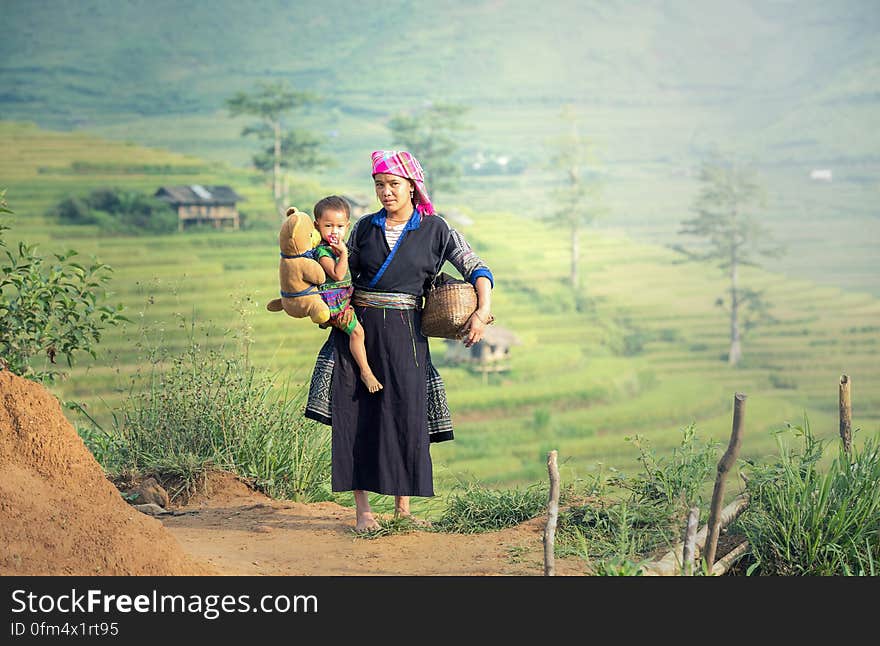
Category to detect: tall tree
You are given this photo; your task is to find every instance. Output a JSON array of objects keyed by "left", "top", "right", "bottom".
[
  {"left": 388, "top": 102, "right": 470, "bottom": 207},
  {"left": 226, "top": 81, "right": 323, "bottom": 217},
  {"left": 547, "top": 106, "right": 605, "bottom": 293},
  {"left": 675, "top": 156, "right": 781, "bottom": 366}
]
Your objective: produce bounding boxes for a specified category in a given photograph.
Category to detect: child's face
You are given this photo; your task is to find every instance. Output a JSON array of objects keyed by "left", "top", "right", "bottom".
[{"left": 314, "top": 209, "right": 349, "bottom": 245}]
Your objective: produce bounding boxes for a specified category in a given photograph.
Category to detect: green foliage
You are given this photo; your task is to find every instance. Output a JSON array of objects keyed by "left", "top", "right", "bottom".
[
  {"left": 49, "top": 187, "right": 178, "bottom": 234},
  {"left": 675, "top": 154, "right": 783, "bottom": 364},
  {"left": 532, "top": 407, "right": 552, "bottom": 431},
  {"left": 432, "top": 480, "right": 548, "bottom": 533},
  {"left": 545, "top": 105, "right": 606, "bottom": 290},
  {"left": 389, "top": 102, "right": 471, "bottom": 200},
  {"left": 354, "top": 514, "right": 430, "bottom": 540},
  {"left": 590, "top": 555, "right": 648, "bottom": 576},
  {"left": 1, "top": 189, "right": 12, "bottom": 216},
  {"left": 226, "top": 80, "right": 327, "bottom": 212},
  {"left": 678, "top": 155, "right": 778, "bottom": 268},
  {"left": 0, "top": 216, "right": 126, "bottom": 383},
  {"left": 768, "top": 373, "right": 798, "bottom": 390},
  {"left": 619, "top": 426, "right": 720, "bottom": 509},
  {"left": 557, "top": 427, "right": 719, "bottom": 563},
  {"left": 252, "top": 129, "right": 332, "bottom": 173},
  {"left": 101, "top": 322, "right": 331, "bottom": 502},
  {"left": 737, "top": 417, "right": 880, "bottom": 576}
]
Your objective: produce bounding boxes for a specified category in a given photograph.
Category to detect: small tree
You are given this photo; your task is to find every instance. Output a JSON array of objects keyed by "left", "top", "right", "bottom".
[
  {"left": 546, "top": 106, "right": 605, "bottom": 294},
  {"left": 388, "top": 102, "right": 470, "bottom": 207},
  {"left": 226, "top": 81, "right": 325, "bottom": 217},
  {"left": 1, "top": 189, "right": 127, "bottom": 382},
  {"left": 49, "top": 188, "right": 177, "bottom": 234},
  {"left": 675, "top": 156, "right": 782, "bottom": 366}
]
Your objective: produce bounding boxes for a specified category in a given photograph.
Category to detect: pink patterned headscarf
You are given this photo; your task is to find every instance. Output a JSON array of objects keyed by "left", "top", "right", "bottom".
[{"left": 371, "top": 150, "right": 436, "bottom": 216}]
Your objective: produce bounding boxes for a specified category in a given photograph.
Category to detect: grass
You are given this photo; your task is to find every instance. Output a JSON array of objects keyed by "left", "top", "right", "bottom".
[
  {"left": 76, "top": 319, "right": 332, "bottom": 503},
  {"left": 554, "top": 426, "right": 720, "bottom": 568},
  {"left": 431, "top": 481, "right": 549, "bottom": 533},
  {"left": 4, "top": 120, "right": 880, "bottom": 502},
  {"left": 736, "top": 418, "right": 880, "bottom": 576}
]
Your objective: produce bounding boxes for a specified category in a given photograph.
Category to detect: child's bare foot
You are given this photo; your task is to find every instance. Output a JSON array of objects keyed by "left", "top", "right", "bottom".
[
  {"left": 360, "top": 373, "right": 383, "bottom": 394},
  {"left": 354, "top": 511, "right": 380, "bottom": 533}
]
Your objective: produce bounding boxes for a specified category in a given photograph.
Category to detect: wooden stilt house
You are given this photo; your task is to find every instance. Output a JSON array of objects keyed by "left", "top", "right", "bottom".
[
  {"left": 155, "top": 185, "right": 245, "bottom": 231},
  {"left": 443, "top": 325, "right": 521, "bottom": 384}
]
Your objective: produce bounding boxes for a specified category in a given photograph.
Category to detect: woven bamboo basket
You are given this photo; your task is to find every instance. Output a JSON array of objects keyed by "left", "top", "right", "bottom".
[{"left": 421, "top": 280, "right": 478, "bottom": 339}]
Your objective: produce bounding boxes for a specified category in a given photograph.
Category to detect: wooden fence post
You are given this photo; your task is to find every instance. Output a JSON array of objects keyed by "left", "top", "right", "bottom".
[
  {"left": 703, "top": 392, "right": 746, "bottom": 574},
  {"left": 543, "top": 450, "right": 560, "bottom": 576},
  {"left": 839, "top": 375, "right": 852, "bottom": 456},
  {"left": 682, "top": 506, "right": 700, "bottom": 576}
]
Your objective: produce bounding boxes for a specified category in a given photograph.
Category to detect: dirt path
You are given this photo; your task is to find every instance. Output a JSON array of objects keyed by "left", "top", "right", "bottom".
[{"left": 159, "top": 473, "right": 587, "bottom": 576}]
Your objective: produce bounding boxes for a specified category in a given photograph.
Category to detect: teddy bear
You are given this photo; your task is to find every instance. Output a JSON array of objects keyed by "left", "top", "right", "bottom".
[{"left": 265, "top": 207, "right": 331, "bottom": 325}]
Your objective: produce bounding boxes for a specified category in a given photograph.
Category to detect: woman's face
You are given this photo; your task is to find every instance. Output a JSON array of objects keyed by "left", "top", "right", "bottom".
[{"left": 373, "top": 173, "right": 413, "bottom": 214}]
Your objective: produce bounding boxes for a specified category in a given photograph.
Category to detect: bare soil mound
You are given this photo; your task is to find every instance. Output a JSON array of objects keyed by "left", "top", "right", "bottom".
[{"left": 0, "top": 370, "right": 215, "bottom": 575}]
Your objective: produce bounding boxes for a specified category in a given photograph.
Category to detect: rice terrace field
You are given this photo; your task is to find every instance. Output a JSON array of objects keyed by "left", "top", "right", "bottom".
[{"left": 3, "top": 119, "right": 878, "bottom": 508}]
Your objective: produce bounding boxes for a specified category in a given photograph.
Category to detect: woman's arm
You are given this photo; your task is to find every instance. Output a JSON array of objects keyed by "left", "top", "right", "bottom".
[
  {"left": 463, "top": 275, "right": 493, "bottom": 348},
  {"left": 443, "top": 227, "right": 494, "bottom": 290},
  {"left": 440, "top": 224, "right": 494, "bottom": 347}
]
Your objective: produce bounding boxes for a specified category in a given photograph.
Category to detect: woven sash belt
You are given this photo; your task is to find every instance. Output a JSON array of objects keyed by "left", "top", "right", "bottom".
[{"left": 351, "top": 289, "right": 419, "bottom": 310}]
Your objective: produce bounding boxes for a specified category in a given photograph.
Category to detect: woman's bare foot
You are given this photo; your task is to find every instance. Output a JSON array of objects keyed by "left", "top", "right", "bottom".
[
  {"left": 353, "top": 490, "right": 380, "bottom": 533},
  {"left": 393, "top": 509, "right": 432, "bottom": 528},
  {"left": 355, "top": 511, "right": 381, "bottom": 533},
  {"left": 360, "top": 373, "right": 383, "bottom": 394}
]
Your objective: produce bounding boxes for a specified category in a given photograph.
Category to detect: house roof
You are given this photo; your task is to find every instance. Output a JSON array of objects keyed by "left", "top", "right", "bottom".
[
  {"left": 154, "top": 185, "right": 245, "bottom": 205},
  {"left": 482, "top": 325, "right": 521, "bottom": 347}
]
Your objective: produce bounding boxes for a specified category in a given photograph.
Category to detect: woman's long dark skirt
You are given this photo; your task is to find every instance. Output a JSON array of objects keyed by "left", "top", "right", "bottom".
[{"left": 330, "top": 304, "right": 434, "bottom": 497}]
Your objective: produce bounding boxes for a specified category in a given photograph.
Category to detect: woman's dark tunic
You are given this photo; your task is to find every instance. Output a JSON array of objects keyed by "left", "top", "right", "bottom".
[{"left": 305, "top": 209, "right": 493, "bottom": 497}]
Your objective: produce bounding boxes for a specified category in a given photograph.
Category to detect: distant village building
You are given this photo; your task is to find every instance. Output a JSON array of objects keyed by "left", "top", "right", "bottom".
[
  {"left": 444, "top": 325, "right": 521, "bottom": 384},
  {"left": 154, "top": 185, "right": 245, "bottom": 231},
  {"left": 809, "top": 169, "right": 833, "bottom": 182}
]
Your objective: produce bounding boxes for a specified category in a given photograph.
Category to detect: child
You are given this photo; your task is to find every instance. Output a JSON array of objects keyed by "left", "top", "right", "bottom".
[{"left": 312, "top": 195, "right": 383, "bottom": 394}]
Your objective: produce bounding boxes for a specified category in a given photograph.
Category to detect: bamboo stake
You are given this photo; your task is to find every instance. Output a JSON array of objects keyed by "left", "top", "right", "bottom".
[
  {"left": 640, "top": 494, "right": 748, "bottom": 576},
  {"left": 681, "top": 506, "right": 700, "bottom": 576},
  {"left": 543, "top": 450, "right": 560, "bottom": 576},
  {"left": 703, "top": 392, "right": 746, "bottom": 574},
  {"left": 839, "top": 375, "right": 852, "bottom": 456},
  {"left": 712, "top": 540, "right": 750, "bottom": 577}
]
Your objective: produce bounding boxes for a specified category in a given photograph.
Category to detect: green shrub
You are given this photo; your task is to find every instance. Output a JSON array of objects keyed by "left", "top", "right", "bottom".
[
  {"left": 49, "top": 188, "right": 178, "bottom": 234},
  {"left": 768, "top": 373, "right": 798, "bottom": 390},
  {"left": 737, "top": 418, "right": 880, "bottom": 575},
  {"left": 102, "top": 329, "right": 331, "bottom": 502},
  {"left": 0, "top": 212, "right": 127, "bottom": 382},
  {"left": 432, "top": 481, "right": 548, "bottom": 533},
  {"left": 557, "top": 426, "right": 719, "bottom": 563}
]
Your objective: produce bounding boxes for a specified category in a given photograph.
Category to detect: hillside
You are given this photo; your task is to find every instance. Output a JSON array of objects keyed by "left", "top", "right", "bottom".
[
  {"left": 2, "top": 123, "right": 878, "bottom": 496},
  {"left": 3, "top": 0, "right": 879, "bottom": 169},
  {"left": 4, "top": 1, "right": 878, "bottom": 303}
]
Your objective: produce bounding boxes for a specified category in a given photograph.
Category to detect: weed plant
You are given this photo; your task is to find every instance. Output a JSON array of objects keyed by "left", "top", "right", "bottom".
[
  {"left": 737, "top": 417, "right": 880, "bottom": 575},
  {"left": 81, "top": 321, "right": 331, "bottom": 502},
  {"left": 432, "top": 481, "right": 549, "bottom": 533},
  {"left": 556, "top": 426, "right": 719, "bottom": 567}
]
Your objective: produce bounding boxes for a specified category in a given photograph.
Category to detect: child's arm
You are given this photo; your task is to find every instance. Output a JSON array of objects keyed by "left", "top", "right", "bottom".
[{"left": 318, "top": 243, "right": 349, "bottom": 282}]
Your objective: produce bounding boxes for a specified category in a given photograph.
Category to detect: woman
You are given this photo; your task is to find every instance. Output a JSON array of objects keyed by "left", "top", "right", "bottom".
[{"left": 305, "top": 150, "right": 494, "bottom": 532}]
